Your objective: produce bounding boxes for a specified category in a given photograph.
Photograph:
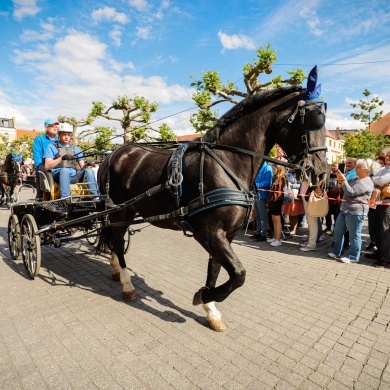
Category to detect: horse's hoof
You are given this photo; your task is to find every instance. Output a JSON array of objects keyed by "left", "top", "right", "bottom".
[
  {"left": 112, "top": 272, "right": 120, "bottom": 282},
  {"left": 193, "top": 289, "right": 203, "bottom": 306},
  {"left": 208, "top": 318, "right": 227, "bottom": 332},
  {"left": 123, "top": 290, "right": 137, "bottom": 301}
]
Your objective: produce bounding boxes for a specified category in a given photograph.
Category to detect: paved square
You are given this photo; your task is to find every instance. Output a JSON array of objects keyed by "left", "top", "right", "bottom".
[{"left": 1, "top": 195, "right": 390, "bottom": 389}]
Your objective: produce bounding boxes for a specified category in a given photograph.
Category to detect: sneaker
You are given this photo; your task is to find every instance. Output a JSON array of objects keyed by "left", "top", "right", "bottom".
[
  {"left": 324, "top": 229, "right": 333, "bottom": 235},
  {"left": 300, "top": 246, "right": 315, "bottom": 252},
  {"left": 256, "top": 235, "right": 268, "bottom": 242},
  {"left": 328, "top": 252, "right": 338, "bottom": 259},
  {"left": 318, "top": 235, "right": 326, "bottom": 242},
  {"left": 299, "top": 241, "right": 308, "bottom": 247},
  {"left": 270, "top": 240, "right": 282, "bottom": 247},
  {"left": 365, "top": 242, "right": 376, "bottom": 251},
  {"left": 267, "top": 238, "right": 275, "bottom": 243},
  {"left": 339, "top": 257, "right": 357, "bottom": 263}
]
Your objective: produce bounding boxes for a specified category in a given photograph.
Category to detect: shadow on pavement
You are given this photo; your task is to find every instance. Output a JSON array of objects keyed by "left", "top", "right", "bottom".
[{"left": 0, "top": 225, "right": 204, "bottom": 327}]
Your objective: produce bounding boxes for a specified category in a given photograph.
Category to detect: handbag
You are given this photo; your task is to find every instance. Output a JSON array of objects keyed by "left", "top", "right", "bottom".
[
  {"left": 381, "top": 184, "right": 390, "bottom": 199},
  {"left": 306, "top": 191, "right": 329, "bottom": 217},
  {"left": 283, "top": 185, "right": 294, "bottom": 205}
]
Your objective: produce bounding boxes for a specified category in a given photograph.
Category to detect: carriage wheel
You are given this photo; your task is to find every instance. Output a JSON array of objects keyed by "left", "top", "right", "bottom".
[
  {"left": 86, "top": 220, "right": 101, "bottom": 246},
  {"left": 7, "top": 214, "right": 21, "bottom": 260},
  {"left": 123, "top": 228, "right": 132, "bottom": 255},
  {"left": 21, "top": 214, "right": 41, "bottom": 279}
]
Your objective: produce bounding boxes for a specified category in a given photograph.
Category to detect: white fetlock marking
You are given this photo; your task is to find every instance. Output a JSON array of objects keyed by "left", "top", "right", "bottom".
[
  {"left": 202, "top": 301, "right": 222, "bottom": 321},
  {"left": 110, "top": 253, "right": 121, "bottom": 274},
  {"left": 119, "top": 267, "right": 134, "bottom": 293}
]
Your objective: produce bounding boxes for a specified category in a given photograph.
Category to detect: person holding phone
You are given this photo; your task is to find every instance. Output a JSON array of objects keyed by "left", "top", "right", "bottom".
[{"left": 327, "top": 159, "right": 373, "bottom": 263}]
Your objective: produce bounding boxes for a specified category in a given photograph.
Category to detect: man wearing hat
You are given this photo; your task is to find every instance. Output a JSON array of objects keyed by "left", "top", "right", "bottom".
[
  {"left": 32, "top": 118, "right": 59, "bottom": 172},
  {"left": 43, "top": 124, "right": 99, "bottom": 199}
]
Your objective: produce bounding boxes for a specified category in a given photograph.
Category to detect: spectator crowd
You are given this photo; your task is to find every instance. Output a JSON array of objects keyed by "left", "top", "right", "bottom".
[{"left": 252, "top": 150, "right": 390, "bottom": 267}]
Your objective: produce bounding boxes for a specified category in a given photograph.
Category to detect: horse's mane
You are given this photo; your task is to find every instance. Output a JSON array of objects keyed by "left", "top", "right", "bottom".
[{"left": 203, "top": 86, "right": 303, "bottom": 143}]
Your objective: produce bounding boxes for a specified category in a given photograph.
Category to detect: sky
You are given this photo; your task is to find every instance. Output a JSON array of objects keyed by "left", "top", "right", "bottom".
[{"left": 1, "top": 0, "right": 390, "bottom": 139}]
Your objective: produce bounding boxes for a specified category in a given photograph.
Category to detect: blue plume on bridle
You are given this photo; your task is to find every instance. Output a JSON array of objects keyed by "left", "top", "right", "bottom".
[{"left": 305, "top": 65, "right": 321, "bottom": 101}]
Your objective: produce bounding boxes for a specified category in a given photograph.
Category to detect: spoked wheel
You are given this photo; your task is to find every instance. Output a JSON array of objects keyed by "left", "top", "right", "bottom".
[
  {"left": 21, "top": 214, "right": 41, "bottom": 279},
  {"left": 86, "top": 220, "right": 101, "bottom": 246},
  {"left": 124, "top": 228, "right": 132, "bottom": 255},
  {"left": 8, "top": 214, "right": 21, "bottom": 260}
]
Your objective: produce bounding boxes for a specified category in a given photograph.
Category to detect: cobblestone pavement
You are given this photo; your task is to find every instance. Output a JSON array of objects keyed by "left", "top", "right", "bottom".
[{"left": 1, "top": 192, "right": 390, "bottom": 389}]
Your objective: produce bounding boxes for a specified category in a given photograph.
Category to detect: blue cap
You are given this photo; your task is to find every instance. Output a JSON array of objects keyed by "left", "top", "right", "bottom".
[
  {"left": 305, "top": 65, "right": 321, "bottom": 100},
  {"left": 44, "top": 118, "right": 59, "bottom": 126}
]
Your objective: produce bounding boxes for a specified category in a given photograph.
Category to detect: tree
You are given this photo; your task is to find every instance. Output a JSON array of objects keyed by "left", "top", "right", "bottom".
[
  {"left": 190, "top": 43, "right": 306, "bottom": 133},
  {"left": 343, "top": 130, "right": 389, "bottom": 159},
  {"left": 0, "top": 134, "right": 35, "bottom": 160},
  {"left": 350, "top": 89, "right": 384, "bottom": 131},
  {"left": 88, "top": 95, "right": 175, "bottom": 143},
  {"left": 57, "top": 115, "right": 94, "bottom": 146}
]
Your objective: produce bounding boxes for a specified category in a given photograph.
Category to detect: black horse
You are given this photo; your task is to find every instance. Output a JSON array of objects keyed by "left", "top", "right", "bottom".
[
  {"left": 0, "top": 153, "right": 21, "bottom": 206},
  {"left": 98, "top": 70, "right": 328, "bottom": 331}
]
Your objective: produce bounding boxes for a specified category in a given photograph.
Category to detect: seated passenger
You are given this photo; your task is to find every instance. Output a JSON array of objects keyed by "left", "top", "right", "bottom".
[{"left": 43, "top": 125, "right": 99, "bottom": 199}]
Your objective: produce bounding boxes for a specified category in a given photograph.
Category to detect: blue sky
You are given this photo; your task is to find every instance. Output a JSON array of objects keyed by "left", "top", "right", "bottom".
[{"left": 1, "top": 0, "right": 390, "bottom": 136}]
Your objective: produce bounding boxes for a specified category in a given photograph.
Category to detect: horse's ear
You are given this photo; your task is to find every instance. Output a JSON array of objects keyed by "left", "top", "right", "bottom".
[{"left": 305, "top": 65, "right": 321, "bottom": 100}]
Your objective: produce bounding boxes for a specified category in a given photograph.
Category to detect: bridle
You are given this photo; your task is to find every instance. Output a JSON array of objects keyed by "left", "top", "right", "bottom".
[{"left": 281, "top": 97, "right": 328, "bottom": 181}]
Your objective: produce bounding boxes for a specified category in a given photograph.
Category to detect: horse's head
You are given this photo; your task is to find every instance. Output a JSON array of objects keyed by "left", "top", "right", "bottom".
[
  {"left": 6, "top": 153, "right": 22, "bottom": 175},
  {"left": 276, "top": 66, "right": 327, "bottom": 185}
]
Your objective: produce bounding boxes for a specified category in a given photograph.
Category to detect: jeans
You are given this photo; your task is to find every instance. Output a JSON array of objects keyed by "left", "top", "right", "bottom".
[
  {"left": 52, "top": 168, "right": 99, "bottom": 198},
  {"left": 254, "top": 198, "right": 268, "bottom": 236},
  {"left": 331, "top": 211, "right": 365, "bottom": 261},
  {"left": 302, "top": 198, "right": 318, "bottom": 248}
]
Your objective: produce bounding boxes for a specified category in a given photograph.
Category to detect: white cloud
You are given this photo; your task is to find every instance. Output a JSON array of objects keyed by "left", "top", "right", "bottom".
[
  {"left": 12, "top": 0, "right": 40, "bottom": 20},
  {"left": 325, "top": 112, "right": 365, "bottom": 131},
  {"left": 91, "top": 7, "right": 128, "bottom": 24},
  {"left": 136, "top": 26, "right": 150, "bottom": 39},
  {"left": 109, "top": 27, "right": 122, "bottom": 47},
  {"left": 299, "top": 6, "right": 324, "bottom": 37},
  {"left": 19, "top": 18, "right": 58, "bottom": 42},
  {"left": 8, "top": 30, "right": 194, "bottom": 133},
  {"left": 129, "top": 0, "right": 149, "bottom": 12},
  {"left": 217, "top": 31, "right": 255, "bottom": 51}
]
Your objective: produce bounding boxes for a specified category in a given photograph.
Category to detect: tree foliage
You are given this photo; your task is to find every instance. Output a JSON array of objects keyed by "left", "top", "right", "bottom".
[
  {"left": 350, "top": 89, "right": 384, "bottom": 130},
  {"left": 88, "top": 95, "right": 174, "bottom": 143},
  {"left": 77, "top": 126, "right": 117, "bottom": 161},
  {"left": 0, "top": 134, "right": 35, "bottom": 160},
  {"left": 190, "top": 43, "right": 306, "bottom": 133},
  {"left": 58, "top": 115, "right": 94, "bottom": 146},
  {"left": 343, "top": 130, "right": 389, "bottom": 159}
]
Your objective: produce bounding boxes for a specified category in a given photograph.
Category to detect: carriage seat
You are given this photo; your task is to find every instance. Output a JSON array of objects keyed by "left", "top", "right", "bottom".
[
  {"left": 37, "top": 165, "right": 90, "bottom": 201},
  {"left": 38, "top": 165, "right": 54, "bottom": 194}
]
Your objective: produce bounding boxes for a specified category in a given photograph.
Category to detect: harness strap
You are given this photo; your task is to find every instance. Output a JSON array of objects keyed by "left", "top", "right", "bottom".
[
  {"left": 203, "top": 145, "right": 250, "bottom": 193},
  {"left": 199, "top": 148, "right": 205, "bottom": 205},
  {"left": 143, "top": 188, "right": 253, "bottom": 224}
]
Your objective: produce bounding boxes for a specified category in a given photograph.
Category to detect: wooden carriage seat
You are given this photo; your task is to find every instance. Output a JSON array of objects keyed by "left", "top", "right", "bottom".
[{"left": 37, "top": 165, "right": 90, "bottom": 201}]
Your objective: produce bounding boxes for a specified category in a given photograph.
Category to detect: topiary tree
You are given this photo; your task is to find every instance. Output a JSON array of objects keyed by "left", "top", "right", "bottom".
[
  {"left": 89, "top": 95, "right": 175, "bottom": 143},
  {"left": 190, "top": 43, "right": 306, "bottom": 133}
]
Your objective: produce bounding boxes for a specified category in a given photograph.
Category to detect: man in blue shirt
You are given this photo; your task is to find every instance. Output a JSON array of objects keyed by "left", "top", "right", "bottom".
[
  {"left": 32, "top": 118, "right": 59, "bottom": 172},
  {"left": 253, "top": 162, "right": 273, "bottom": 241},
  {"left": 44, "top": 125, "right": 99, "bottom": 199}
]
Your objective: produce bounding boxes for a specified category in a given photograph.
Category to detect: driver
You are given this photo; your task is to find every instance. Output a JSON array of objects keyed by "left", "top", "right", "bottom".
[{"left": 43, "top": 124, "right": 99, "bottom": 199}]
